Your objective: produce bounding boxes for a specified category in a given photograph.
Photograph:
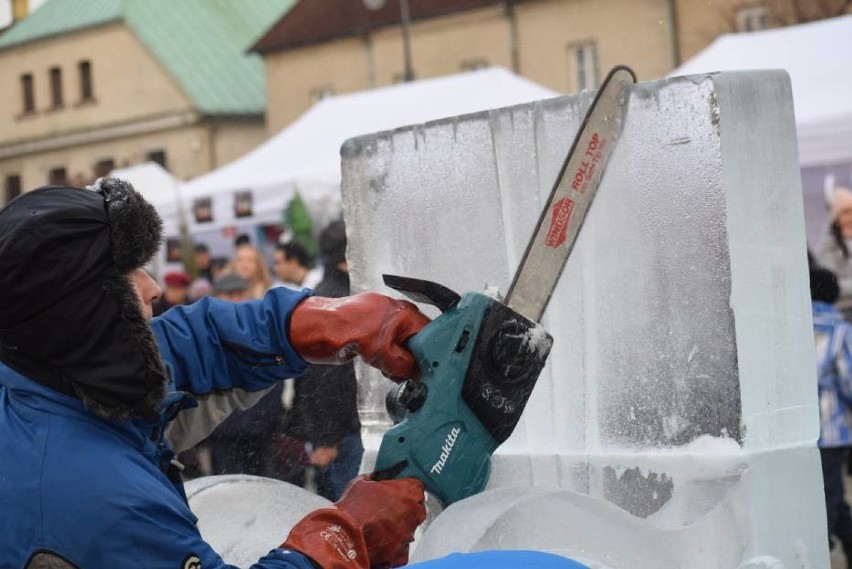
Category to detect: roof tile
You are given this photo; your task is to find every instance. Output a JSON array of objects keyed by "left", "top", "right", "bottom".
[{"left": 252, "top": 0, "right": 505, "bottom": 53}]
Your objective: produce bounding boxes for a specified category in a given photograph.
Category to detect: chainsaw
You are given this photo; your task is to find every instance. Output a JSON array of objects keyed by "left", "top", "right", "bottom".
[{"left": 373, "top": 66, "right": 636, "bottom": 506}]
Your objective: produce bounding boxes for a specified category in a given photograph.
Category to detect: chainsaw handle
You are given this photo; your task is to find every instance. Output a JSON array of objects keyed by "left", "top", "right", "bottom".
[
  {"left": 383, "top": 274, "right": 460, "bottom": 313},
  {"left": 371, "top": 460, "right": 410, "bottom": 481}
]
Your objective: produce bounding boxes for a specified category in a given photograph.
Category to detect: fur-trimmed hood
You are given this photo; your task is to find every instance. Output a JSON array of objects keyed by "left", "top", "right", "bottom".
[{"left": 0, "top": 178, "right": 168, "bottom": 421}]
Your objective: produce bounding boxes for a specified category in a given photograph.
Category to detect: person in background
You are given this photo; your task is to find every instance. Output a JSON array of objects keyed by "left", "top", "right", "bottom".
[
  {"left": 187, "top": 278, "right": 213, "bottom": 303},
  {"left": 213, "top": 272, "right": 250, "bottom": 302},
  {"left": 152, "top": 270, "right": 191, "bottom": 316},
  {"left": 233, "top": 244, "right": 274, "bottom": 300},
  {"left": 234, "top": 233, "right": 251, "bottom": 248},
  {"left": 210, "top": 256, "right": 231, "bottom": 282},
  {"left": 811, "top": 259, "right": 852, "bottom": 567},
  {"left": 288, "top": 220, "right": 363, "bottom": 500},
  {"left": 817, "top": 187, "right": 852, "bottom": 321},
  {"left": 193, "top": 243, "right": 213, "bottom": 282},
  {"left": 273, "top": 241, "right": 324, "bottom": 291}
]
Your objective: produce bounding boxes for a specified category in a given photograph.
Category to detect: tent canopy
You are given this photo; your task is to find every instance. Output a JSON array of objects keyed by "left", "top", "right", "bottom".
[
  {"left": 109, "top": 161, "right": 184, "bottom": 219},
  {"left": 181, "top": 67, "right": 559, "bottom": 219},
  {"left": 672, "top": 15, "right": 852, "bottom": 168}
]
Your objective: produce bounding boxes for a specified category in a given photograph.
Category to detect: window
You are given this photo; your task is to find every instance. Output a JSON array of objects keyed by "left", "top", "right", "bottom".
[
  {"left": 79, "top": 60, "right": 93, "bottom": 101},
  {"left": 94, "top": 159, "right": 114, "bottom": 179},
  {"left": 571, "top": 41, "right": 599, "bottom": 91},
  {"left": 49, "top": 66, "right": 63, "bottom": 108},
  {"left": 5, "top": 175, "right": 21, "bottom": 203},
  {"left": 736, "top": 6, "right": 769, "bottom": 32},
  {"left": 147, "top": 149, "right": 168, "bottom": 170},
  {"left": 460, "top": 58, "right": 489, "bottom": 72},
  {"left": 309, "top": 86, "right": 335, "bottom": 102},
  {"left": 234, "top": 191, "right": 253, "bottom": 218},
  {"left": 48, "top": 167, "right": 67, "bottom": 186},
  {"left": 193, "top": 198, "right": 213, "bottom": 223},
  {"left": 20, "top": 73, "right": 34, "bottom": 113}
]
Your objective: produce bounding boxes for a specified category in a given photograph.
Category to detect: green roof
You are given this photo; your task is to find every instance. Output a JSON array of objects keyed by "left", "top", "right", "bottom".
[{"left": 0, "top": 0, "right": 296, "bottom": 115}]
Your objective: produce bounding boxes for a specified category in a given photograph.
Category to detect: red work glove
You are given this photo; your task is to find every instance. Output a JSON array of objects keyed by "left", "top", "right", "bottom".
[
  {"left": 290, "top": 293, "right": 430, "bottom": 381},
  {"left": 282, "top": 475, "right": 426, "bottom": 569}
]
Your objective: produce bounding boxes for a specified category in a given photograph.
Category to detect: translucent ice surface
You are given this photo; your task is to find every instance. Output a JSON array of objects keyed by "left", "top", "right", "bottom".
[
  {"left": 186, "top": 475, "right": 330, "bottom": 566},
  {"left": 343, "top": 71, "right": 826, "bottom": 567}
]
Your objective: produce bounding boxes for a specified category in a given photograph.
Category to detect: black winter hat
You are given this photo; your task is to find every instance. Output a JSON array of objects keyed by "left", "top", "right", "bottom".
[
  {"left": 811, "top": 265, "right": 840, "bottom": 304},
  {"left": 0, "top": 178, "right": 168, "bottom": 421}
]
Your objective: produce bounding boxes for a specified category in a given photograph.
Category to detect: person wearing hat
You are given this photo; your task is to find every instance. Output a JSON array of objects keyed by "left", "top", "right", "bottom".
[
  {"left": 213, "top": 271, "right": 251, "bottom": 302},
  {"left": 818, "top": 187, "right": 852, "bottom": 321},
  {"left": 154, "top": 270, "right": 192, "bottom": 316},
  {"left": 811, "top": 258, "right": 852, "bottom": 566},
  {"left": 0, "top": 179, "right": 429, "bottom": 569}
]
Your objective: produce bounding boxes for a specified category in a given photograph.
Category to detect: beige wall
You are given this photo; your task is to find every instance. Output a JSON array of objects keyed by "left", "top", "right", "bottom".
[
  {"left": 0, "top": 119, "right": 269, "bottom": 193},
  {"left": 0, "top": 23, "right": 192, "bottom": 145},
  {"left": 515, "top": 0, "right": 674, "bottom": 93},
  {"left": 675, "top": 0, "right": 742, "bottom": 62},
  {"left": 370, "top": 6, "right": 512, "bottom": 85},
  {"left": 0, "top": 124, "right": 214, "bottom": 192},
  {"left": 265, "top": 36, "right": 372, "bottom": 132},
  {"left": 264, "top": 5, "right": 515, "bottom": 133},
  {"left": 210, "top": 120, "right": 268, "bottom": 169}
]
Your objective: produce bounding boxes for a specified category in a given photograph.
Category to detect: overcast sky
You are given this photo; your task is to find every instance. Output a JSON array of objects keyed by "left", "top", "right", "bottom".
[{"left": 0, "top": 0, "right": 49, "bottom": 29}]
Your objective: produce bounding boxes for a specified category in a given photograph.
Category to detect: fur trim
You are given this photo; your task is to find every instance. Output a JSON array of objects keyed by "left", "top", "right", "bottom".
[
  {"left": 83, "top": 177, "right": 168, "bottom": 422},
  {"left": 73, "top": 267, "right": 169, "bottom": 422},
  {"left": 89, "top": 177, "right": 163, "bottom": 271}
]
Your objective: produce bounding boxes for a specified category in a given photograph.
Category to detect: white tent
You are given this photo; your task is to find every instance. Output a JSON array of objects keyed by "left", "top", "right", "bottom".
[
  {"left": 672, "top": 15, "right": 852, "bottom": 168},
  {"left": 179, "top": 67, "right": 559, "bottom": 247},
  {"left": 109, "top": 161, "right": 185, "bottom": 231}
]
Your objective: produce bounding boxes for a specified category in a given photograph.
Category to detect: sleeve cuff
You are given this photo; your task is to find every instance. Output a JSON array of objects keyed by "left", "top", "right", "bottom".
[{"left": 256, "top": 548, "right": 321, "bottom": 569}]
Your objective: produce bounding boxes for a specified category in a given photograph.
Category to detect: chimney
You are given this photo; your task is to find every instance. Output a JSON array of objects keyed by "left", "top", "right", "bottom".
[{"left": 12, "top": 0, "right": 29, "bottom": 23}]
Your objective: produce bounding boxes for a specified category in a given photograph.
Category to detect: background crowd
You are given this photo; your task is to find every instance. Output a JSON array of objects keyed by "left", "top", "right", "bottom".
[
  {"left": 810, "top": 186, "right": 852, "bottom": 568},
  {"left": 151, "top": 218, "right": 360, "bottom": 502}
]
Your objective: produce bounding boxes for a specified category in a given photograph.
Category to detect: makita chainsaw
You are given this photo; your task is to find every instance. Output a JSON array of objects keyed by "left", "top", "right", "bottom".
[{"left": 373, "top": 66, "right": 636, "bottom": 506}]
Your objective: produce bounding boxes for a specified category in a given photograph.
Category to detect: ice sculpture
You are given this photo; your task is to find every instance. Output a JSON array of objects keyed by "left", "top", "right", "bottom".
[{"left": 341, "top": 71, "right": 826, "bottom": 567}]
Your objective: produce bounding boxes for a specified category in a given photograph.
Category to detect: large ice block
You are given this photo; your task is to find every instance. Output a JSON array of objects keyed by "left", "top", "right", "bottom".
[{"left": 341, "top": 71, "right": 825, "bottom": 567}]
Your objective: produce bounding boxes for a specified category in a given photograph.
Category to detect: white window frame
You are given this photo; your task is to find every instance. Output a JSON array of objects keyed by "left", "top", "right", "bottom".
[
  {"left": 570, "top": 40, "right": 599, "bottom": 92},
  {"left": 736, "top": 6, "right": 769, "bottom": 32}
]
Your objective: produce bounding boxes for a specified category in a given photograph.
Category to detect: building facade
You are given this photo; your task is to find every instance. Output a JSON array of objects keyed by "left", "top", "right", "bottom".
[
  {"left": 2, "top": 0, "right": 848, "bottom": 203},
  {"left": 0, "top": 0, "right": 293, "bottom": 202},
  {"left": 254, "top": 0, "right": 851, "bottom": 134}
]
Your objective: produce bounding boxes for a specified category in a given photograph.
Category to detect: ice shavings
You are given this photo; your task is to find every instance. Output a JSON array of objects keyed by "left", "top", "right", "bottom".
[
  {"left": 523, "top": 322, "right": 551, "bottom": 359},
  {"left": 482, "top": 284, "right": 503, "bottom": 301}
]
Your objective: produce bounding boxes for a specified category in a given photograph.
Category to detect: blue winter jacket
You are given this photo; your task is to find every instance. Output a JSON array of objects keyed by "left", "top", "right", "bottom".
[
  {"left": 0, "top": 286, "right": 592, "bottom": 569},
  {"left": 0, "top": 287, "right": 320, "bottom": 569},
  {"left": 814, "top": 301, "right": 852, "bottom": 448}
]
